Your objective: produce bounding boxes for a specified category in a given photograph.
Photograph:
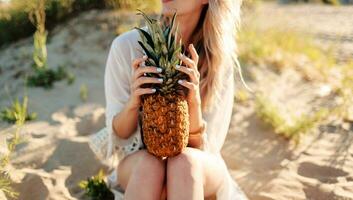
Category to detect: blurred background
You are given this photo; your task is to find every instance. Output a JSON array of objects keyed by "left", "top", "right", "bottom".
[{"left": 0, "top": 0, "right": 352, "bottom": 199}]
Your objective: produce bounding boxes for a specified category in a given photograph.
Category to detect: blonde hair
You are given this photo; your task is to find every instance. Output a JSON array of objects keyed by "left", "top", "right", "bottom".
[{"left": 163, "top": 0, "right": 252, "bottom": 112}]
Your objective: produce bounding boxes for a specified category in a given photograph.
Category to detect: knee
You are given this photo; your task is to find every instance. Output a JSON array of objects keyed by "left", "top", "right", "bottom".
[
  {"left": 167, "top": 148, "right": 203, "bottom": 181},
  {"left": 135, "top": 150, "right": 165, "bottom": 178}
]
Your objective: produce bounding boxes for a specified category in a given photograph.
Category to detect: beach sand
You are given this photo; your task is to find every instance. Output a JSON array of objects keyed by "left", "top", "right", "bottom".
[{"left": 0, "top": 4, "right": 352, "bottom": 200}]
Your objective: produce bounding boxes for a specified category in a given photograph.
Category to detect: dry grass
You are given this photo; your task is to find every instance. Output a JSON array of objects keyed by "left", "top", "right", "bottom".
[
  {"left": 238, "top": 22, "right": 353, "bottom": 141},
  {"left": 254, "top": 94, "right": 330, "bottom": 143},
  {"left": 0, "top": 95, "right": 29, "bottom": 199},
  {"left": 80, "top": 84, "right": 88, "bottom": 102},
  {"left": 28, "top": 0, "right": 47, "bottom": 70},
  {"left": 238, "top": 25, "right": 337, "bottom": 82},
  {"left": 0, "top": 96, "right": 37, "bottom": 124}
]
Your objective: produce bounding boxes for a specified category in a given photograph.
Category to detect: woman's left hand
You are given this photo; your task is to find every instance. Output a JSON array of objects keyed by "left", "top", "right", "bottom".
[{"left": 176, "top": 44, "right": 201, "bottom": 108}]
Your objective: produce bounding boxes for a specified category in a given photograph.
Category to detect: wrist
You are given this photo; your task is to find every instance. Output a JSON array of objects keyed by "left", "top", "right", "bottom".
[
  {"left": 127, "top": 98, "right": 140, "bottom": 111},
  {"left": 189, "top": 97, "right": 201, "bottom": 109}
]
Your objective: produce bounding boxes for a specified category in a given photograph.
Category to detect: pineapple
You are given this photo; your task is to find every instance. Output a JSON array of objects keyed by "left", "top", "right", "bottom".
[{"left": 135, "top": 11, "right": 190, "bottom": 158}]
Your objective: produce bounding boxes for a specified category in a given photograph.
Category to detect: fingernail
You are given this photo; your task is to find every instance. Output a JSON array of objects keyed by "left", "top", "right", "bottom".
[
  {"left": 158, "top": 78, "right": 163, "bottom": 82},
  {"left": 178, "top": 80, "right": 183, "bottom": 84},
  {"left": 175, "top": 65, "right": 180, "bottom": 69},
  {"left": 157, "top": 68, "right": 162, "bottom": 72},
  {"left": 151, "top": 88, "right": 156, "bottom": 92}
]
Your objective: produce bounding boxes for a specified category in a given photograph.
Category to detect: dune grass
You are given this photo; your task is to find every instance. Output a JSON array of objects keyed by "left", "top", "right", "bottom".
[
  {"left": 27, "top": 65, "right": 75, "bottom": 89},
  {"left": 80, "top": 84, "right": 88, "bottom": 102},
  {"left": 0, "top": 95, "right": 29, "bottom": 199},
  {"left": 0, "top": 177, "right": 17, "bottom": 199},
  {"left": 0, "top": 0, "right": 160, "bottom": 47},
  {"left": 0, "top": 96, "right": 37, "bottom": 124},
  {"left": 28, "top": 0, "right": 47, "bottom": 70},
  {"left": 235, "top": 89, "right": 251, "bottom": 104},
  {"left": 24, "top": 0, "right": 75, "bottom": 89},
  {"left": 254, "top": 94, "right": 330, "bottom": 143},
  {"left": 238, "top": 25, "right": 337, "bottom": 82},
  {"left": 238, "top": 22, "right": 353, "bottom": 141},
  {"left": 333, "top": 61, "right": 353, "bottom": 122}
]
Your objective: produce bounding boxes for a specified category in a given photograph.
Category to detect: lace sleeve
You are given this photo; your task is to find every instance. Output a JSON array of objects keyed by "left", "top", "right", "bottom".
[{"left": 104, "top": 35, "right": 144, "bottom": 160}]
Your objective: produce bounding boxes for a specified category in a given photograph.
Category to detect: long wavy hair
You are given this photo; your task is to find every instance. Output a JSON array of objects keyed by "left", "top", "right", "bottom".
[{"left": 161, "top": 0, "right": 251, "bottom": 113}]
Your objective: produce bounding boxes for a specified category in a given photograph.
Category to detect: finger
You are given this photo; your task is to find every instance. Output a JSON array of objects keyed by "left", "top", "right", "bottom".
[
  {"left": 134, "top": 77, "right": 163, "bottom": 89},
  {"left": 133, "top": 66, "right": 162, "bottom": 80},
  {"left": 177, "top": 79, "right": 197, "bottom": 91},
  {"left": 188, "top": 44, "right": 199, "bottom": 64},
  {"left": 178, "top": 53, "right": 197, "bottom": 70},
  {"left": 132, "top": 55, "right": 148, "bottom": 69},
  {"left": 175, "top": 64, "right": 199, "bottom": 84},
  {"left": 134, "top": 88, "right": 156, "bottom": 96}
]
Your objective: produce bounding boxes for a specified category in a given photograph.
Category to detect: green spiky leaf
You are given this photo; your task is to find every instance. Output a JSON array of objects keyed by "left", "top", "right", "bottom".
[
  {"left": 135, "top": 27, "right": 155, "bottom": 49},
  {"left": 135, "top": 10, "right": 186, "bottom": 95}
]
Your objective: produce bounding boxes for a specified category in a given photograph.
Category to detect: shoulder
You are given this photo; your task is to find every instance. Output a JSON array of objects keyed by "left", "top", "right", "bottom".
[
  {"left": 111, "top": 29, "right": 139, "bottom": 50},
  {"left": 105, "top": 27, "right": 147, "bottom": 75},
  {"left": 110, "top": 26, "right": 147, "bottom": 55}
]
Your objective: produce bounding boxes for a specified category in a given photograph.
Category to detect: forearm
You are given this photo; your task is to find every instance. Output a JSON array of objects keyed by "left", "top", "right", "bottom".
[
  {"left": 187, "top": 102, "right": 203, "bottom": 149},
  {"left": 112, "top": 101, "right": 139, "bottom": 139}
]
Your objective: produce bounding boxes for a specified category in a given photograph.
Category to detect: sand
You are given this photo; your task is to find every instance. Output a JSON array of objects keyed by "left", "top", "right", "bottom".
[{"left": 0, "top": 4, "right": 353, "bottom": 200}]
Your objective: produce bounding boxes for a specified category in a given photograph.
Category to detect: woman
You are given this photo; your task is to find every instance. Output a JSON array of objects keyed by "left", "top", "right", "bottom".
[{"left": 101, "top": 0, "right": 250, "bottom": 199}]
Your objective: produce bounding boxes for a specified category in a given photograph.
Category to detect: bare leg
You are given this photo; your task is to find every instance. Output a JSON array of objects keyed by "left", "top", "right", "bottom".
[
  {"left": 167, "top": 147, "right": 226, "bottom": 200},
  {"left": 118, "top": 150, "right": 166, "bottom": 200}
]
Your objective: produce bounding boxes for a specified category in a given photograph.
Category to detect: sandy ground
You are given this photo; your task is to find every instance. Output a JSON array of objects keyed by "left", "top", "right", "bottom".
[
  {"left": 0, "top": 9, "right": 124, "bottom": 200},
  {"left": 226, "top": 66, "right": 353, "bottom": 200},
  {"left": 243, "top": 2, "right": 353, "bottom": 62},
  {"left": 0, "top": 3, "right": 353, "bottom": 200}
]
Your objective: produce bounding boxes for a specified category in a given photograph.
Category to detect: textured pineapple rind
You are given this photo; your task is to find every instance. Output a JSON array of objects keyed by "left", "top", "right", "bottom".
[
  {"left": 142, "top": 92, "right": 189, "bottom": 158},
  {"left": 138, "top": 11, "right": 190, "bottom": 158}
]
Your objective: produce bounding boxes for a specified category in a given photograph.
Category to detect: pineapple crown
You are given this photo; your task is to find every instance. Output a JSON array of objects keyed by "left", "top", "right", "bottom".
[{"left": 135, "top": 10, "right": 188, "bottom": 95}]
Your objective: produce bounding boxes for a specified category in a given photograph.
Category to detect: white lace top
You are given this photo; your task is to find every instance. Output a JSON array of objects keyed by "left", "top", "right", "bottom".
[{"left": 89, "top": 26, "right": 248, "bottom": 200}]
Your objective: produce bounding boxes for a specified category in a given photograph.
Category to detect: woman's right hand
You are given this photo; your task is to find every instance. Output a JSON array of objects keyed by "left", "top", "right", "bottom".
[{"left": 127, "top": 55, "right": 164, "bottom": 110}]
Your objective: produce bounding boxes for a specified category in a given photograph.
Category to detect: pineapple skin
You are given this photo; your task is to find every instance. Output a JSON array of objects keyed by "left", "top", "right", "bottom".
[
  {"left": 136, "top": 11, "right": 190, "bottom": 158},
  {"left": 142, "top": 92, "right": 189, "bottom": 158}
]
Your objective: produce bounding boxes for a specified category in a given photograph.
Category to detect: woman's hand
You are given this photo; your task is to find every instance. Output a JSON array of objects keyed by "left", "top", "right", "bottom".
[
  {"left": 176, "top": 44, "right": 204, "bottom": 148},
  {"left": 128, "top": 55, "right": 163, "bottom": 110},
  {"left": 176, "top": 44, "right": 202, "bottom": 108}
]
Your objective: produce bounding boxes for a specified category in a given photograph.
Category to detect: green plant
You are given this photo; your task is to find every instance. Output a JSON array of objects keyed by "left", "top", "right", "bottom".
[
  {"left": 0, "top": 0, "right": 160, "bottom": 47},
  {"left": 79, "top": 169, "right": 114, "bottom": 200},
  {"left": 25, "top": 0, "right": 75, "bottom": 89},
  {"left": 28, "top": 0, "right": 48, "bottom": 70},
  {"left": 27, "top": 65, "right": 75, "bottom": 88},
  {"left": 0, "top": 174, "right": 18, "bottom": 199},
  {"left": 238, "top": 25, "right": 335, "bottom": 81},
  {"left": 255, "top": 94, "right": 330, "bottom": 143},
  {"left": 80, "top": 84, "right": 88, "bottom": 102},
  {"left": 0, "top": 95, "right": 28, "bottom": 199},
  {"left": 332, "top": 61, "right": 353, "bottom": 122},
  {"left": 235, "top": 89, "right": 250, "bottom": 104},
  {"left": 0, "top": 96, "right": 37, "bottom": 124}
]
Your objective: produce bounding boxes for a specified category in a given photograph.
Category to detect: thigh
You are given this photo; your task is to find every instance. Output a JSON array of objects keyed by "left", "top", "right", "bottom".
[
  {"left": 182, "top": 147, "right": 226, "bottom": 197},
  {"left": 117, "top": 150, "right": 145, "bottom": 189},
  {"left": 117, "top": 150, "right": 165, "bottom": 190}
]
